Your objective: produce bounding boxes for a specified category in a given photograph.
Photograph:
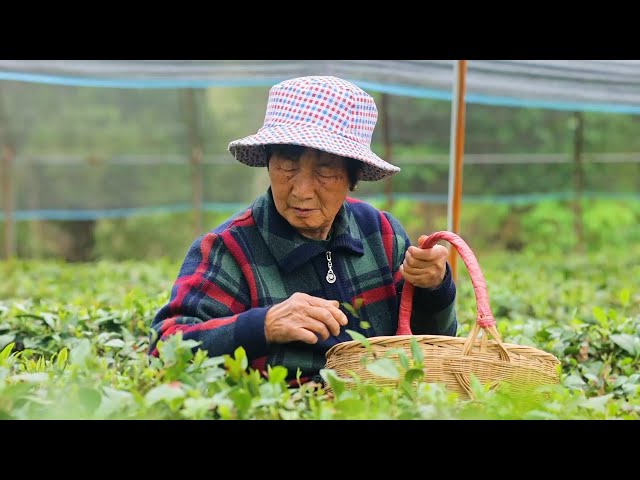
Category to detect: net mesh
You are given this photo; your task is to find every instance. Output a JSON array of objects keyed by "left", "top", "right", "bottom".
[{"left": 1, "top": 81, "right": 639, "bottom": 259}]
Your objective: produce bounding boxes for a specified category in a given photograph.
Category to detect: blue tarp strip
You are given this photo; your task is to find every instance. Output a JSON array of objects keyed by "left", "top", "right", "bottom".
[
  {"left": 2, "top": 193, "right": 638, "bottom": 221},
  {"left": 2, "top": 71, "right": 640, "bottom": 115}
]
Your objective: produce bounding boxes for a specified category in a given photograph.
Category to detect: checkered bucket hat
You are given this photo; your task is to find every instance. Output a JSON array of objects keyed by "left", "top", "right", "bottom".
[{"left": 228, "top": 76, "right": 400, "bottom": 181}]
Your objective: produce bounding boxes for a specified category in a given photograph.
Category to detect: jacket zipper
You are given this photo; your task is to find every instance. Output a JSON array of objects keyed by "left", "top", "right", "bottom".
[{"left": 325, "top": 250, "right": 336, "bottom": 283}]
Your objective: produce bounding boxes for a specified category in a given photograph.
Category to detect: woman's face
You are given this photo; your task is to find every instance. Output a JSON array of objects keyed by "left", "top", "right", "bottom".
[{"left": 268, "top": 147, "right": 351, "bottom": 241}]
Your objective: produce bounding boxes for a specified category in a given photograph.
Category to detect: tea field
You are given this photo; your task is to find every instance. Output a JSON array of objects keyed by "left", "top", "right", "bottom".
[{"left": 1, "top": 246, "right": 639, "bottom": 419}]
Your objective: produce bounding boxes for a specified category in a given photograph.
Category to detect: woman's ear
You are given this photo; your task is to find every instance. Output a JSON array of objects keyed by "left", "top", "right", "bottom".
[
  {"left": 264, "top": 145, "right": 271, "bottom": 170},
  {"left": 347, "top": 161, "right": 361, "bottom": 192}
]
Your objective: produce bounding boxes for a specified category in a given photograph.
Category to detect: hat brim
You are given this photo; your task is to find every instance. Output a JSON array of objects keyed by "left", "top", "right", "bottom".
[{"left": 228, "top": 124, "right": 400, "bottom": 182}]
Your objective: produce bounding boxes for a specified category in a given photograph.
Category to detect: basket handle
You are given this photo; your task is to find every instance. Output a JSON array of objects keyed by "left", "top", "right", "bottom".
[{"left": 397, "top": 231, "right": 496, "bottom": 336}]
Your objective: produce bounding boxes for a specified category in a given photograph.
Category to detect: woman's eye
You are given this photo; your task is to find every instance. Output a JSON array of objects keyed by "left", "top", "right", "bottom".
[
  {"left": 278, "top": 161, "right": 297, "bottom": 171},
  {"left": 317, "top": 169, "right": 337, "bottom": 178}
]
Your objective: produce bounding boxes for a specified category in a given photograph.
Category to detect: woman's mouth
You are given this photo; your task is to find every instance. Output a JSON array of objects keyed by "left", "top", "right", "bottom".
[{"left": 291, "top": 207, "right": 315, "bottom": 217}]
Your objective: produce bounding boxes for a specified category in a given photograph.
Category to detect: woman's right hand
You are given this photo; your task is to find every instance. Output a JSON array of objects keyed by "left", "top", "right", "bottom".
[{"left": 265, "top": 292, "right": 349, "bottom": 344}]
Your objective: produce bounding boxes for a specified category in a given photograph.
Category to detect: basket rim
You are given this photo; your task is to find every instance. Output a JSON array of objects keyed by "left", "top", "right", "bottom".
[{"left": 325, "top": 334, "right": 561, "bottom": 363}]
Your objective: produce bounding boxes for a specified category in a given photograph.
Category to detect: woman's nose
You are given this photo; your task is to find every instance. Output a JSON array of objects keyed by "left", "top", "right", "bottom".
[{"left": 291, "top": 170, "right": 316, "bottom": 199}]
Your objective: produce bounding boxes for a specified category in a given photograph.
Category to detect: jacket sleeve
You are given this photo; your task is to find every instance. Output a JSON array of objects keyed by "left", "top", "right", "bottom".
[
  {"left": 149, "top": 232, "right": 271, "bottom": 360},
  {"left": 383, "top": 212, "right": 458, "bottom": 336}
]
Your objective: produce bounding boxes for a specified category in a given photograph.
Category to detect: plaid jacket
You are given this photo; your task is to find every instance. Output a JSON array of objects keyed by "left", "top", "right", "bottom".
[{"left": 150, "top": 188, "right": 457, "bottom": 383}]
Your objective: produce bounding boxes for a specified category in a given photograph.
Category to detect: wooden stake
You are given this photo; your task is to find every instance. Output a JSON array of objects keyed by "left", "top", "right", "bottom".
[{"left": 447, "top": 60, "right": 468, "bottom": 283}]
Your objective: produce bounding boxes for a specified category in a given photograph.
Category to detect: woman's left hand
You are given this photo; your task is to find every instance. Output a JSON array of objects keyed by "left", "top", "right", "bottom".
[{"left": 400, "top": 235, "right": 448, "bottom": 289}]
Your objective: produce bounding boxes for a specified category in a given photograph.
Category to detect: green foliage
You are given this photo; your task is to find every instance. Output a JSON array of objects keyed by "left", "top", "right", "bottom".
[
  {"left": 385, "top": 199, "right": 640, "bottom": 257},
  {"left": 3, "top": 81, "right": 640, "bottom": 263},
  {"left": 93, "top": 210, "right": 233, "bottom": 261},
  {"left": 583, "top": 199, "right": 640, "bottom": 246},
  {"left": 3, "top": 80, "right": 640, "bottom": 418},
  {"left": 519, "top": 201, "right": 577, "bottom": 254},
  {"left": 1, "top": 244, "right": 638, "bottom": 419}
]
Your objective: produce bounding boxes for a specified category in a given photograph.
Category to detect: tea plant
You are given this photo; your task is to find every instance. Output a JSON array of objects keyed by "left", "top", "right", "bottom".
[{"left": 1, "top": 245, "right": 638, "bottom": 419}]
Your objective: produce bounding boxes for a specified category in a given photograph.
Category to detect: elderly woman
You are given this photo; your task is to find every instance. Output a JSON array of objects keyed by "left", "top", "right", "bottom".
[{"left": 150, "top": 76, "right": 457, "bottom": 384}]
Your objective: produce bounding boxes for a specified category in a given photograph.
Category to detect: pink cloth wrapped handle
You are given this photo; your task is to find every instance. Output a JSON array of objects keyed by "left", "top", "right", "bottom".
[{"left": 397, "top": 231, "right": 495, "bottom": 335}]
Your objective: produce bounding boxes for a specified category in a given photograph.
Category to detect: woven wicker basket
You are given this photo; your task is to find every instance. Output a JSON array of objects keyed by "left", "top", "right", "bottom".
[{"left": 324, "top": 231, "right": 561, "bottom": 399}]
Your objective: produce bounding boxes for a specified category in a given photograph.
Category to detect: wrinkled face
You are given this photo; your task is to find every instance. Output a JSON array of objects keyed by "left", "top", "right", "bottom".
[{"left": 268, "top": 146, "right": 351, "bottom": 241}]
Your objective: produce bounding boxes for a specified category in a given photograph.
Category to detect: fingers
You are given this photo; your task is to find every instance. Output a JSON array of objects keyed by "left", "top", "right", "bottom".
[
  {"left": 326, "top": 304, "right": 349, "bottom": 327},
  {"left": 303, "top": 295, "right": 348, "bottom": 327},
  {"left": 404, "top": 248, "right": 446, "bottom": 274},
  {"left": 407, "top": 244, "right": 448, "bottom": 262},
  {"left": 402, "top": 258, "right": 445, "bottom": 277},
  {"left": 297, "top": 329, "right": 321, "bottom": 345},
  {"left": 400, "top": 263, "right": 444, "bottom": 289},
  {"left": 265, "top": 303, "right": 336, "bottom": 345},
  {"left": 292, "top": 306, "right": 343, "bottom": 344},
  {"left": 297, "top": 316, "right": 332, "bottom": 343},
  {"left": 304, "top": 305, "right": 343, "bottom": 337},
  {"left": 401, "top": 243, "right": 448, "bottom": 289},
  {"left": 266, "top": 293, "right": 349, "bottom": 345}
]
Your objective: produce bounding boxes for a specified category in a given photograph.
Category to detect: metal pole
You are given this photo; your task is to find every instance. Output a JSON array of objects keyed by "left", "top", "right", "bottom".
[
  {"left": 446, "top": 60, "right": 468, "bottom": 283},
  {"left": 381, "top": 93, "right": 394, "bottom": 209},
  {"left": 181, "top": 89, "right": 204, "bottom": 238},
  {"left": 27, "top": 156, "right": 43, "bottom": 258},
  {"left": 0, "top": 84, "right": 15, "bottom": 259},
  {"left": 573, "top": 111, "right": 585, "bottom": 253},
  {"left": 1, "top": 145, "right": 15, "bottom": 259}
]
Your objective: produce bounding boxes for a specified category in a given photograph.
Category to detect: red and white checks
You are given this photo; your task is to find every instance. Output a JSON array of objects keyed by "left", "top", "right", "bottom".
[{"left": 228, "top": 76, "right": 400, "bottom": 181}]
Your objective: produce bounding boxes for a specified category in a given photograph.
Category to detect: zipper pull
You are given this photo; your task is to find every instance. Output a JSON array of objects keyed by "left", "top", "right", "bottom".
[{"left": 326, "top": 251, "right": 336, "bottom": 284}]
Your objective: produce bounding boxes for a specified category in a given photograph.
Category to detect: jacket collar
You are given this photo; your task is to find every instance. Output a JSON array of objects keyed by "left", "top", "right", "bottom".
[{"left": 252, "top": 188, "right": 365, "bottom": 273}]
